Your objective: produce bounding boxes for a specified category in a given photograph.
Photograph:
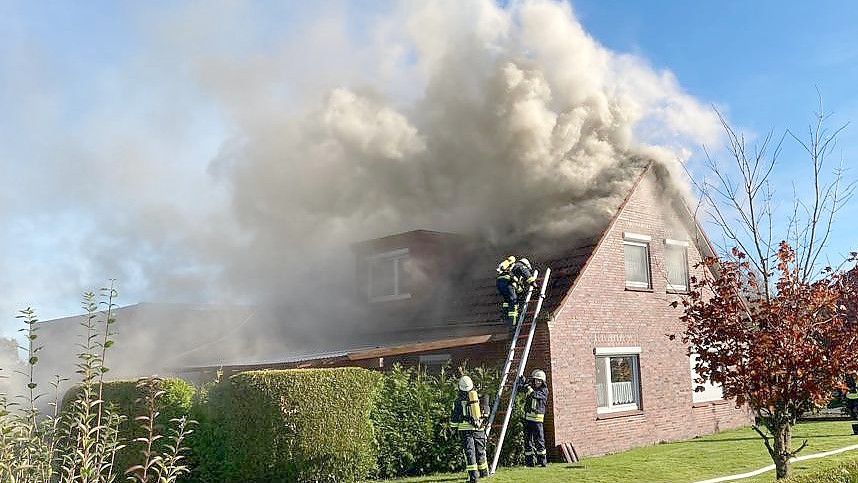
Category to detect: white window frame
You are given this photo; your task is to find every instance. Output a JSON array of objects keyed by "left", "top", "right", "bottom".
[
  {"left": 366, "top": 248, "right": 412, "bottom": 302},
  {"left": 595, "top": 348, "right": 643, "bottom": 414},
  {"left": 623, "top": 234, "right": 652, "bottom": 289},
  {"left": 689, "top": 353, "right": 724, "bottom": 403},
  {"left": 665, "top": 239, "right": 690, "bottom": 292}
]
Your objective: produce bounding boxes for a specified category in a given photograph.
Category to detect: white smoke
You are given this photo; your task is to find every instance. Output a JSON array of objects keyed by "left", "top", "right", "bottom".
[{"left": 1, "top": 0, "right": 721, "bottom": 376}]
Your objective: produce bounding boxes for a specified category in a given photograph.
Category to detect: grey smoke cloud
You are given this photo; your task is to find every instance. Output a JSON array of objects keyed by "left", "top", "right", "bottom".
[{"left": 1, "top": 1, "right": 722, "bottom": 382}]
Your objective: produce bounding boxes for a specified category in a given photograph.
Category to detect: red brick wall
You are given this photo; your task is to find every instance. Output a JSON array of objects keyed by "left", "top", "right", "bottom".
[{"left": 546, "top": 170, "right": 752, "bottom": 457}]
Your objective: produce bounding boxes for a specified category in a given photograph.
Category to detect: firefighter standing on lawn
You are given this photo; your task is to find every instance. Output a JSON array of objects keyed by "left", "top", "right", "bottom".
[
  {"left": 496, "top": 256, "right": 537, "bottom": 334},
  {"left": 451, "top": 375, "right": 489, "bottom": 482},
  {"left": 517, "top": 369, "right": 549, "bottom": 467}
]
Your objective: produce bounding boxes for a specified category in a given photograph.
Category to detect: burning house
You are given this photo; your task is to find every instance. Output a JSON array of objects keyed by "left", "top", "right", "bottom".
[{"left": 176, "top": 162, "right": 752, "bottom": 457}]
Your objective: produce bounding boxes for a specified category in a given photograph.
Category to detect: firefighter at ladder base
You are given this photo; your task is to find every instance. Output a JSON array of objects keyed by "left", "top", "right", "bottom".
[
  {"left": 451, "top": 375, "right": 489, "bottom": 482},
  {"left": 517, "top": 369, "right": 549, "bottom": 467},
  {"left": 496, "top": 256, "right": 537, "bottom": 336}
]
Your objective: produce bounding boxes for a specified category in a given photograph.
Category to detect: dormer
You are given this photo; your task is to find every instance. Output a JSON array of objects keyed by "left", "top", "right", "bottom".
[{"left": 351, "top": 230, "right": 464, "bottom": 305}]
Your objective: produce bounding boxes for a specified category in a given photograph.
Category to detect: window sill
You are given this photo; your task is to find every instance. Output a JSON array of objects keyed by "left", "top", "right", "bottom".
[
  {"left": 596, "top": 409, "right": 644, "bottom": 420},
  {"left": 624, "top": 286, "right": 653, "bottom": 293},
  {"left": 692, "top": 399, "right": 730, "bottom": 408},
  {"left": 666, "top": 289, "right": 689, "bottom": 295}
]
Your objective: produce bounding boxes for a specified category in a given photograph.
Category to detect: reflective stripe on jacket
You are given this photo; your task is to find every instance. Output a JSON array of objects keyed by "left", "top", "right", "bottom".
[
  {"left": 451, "top": 391, "right": 482, "bottom": 431},
  {"left": 523, "top": 384, "right": 548, "bottom": 423}
]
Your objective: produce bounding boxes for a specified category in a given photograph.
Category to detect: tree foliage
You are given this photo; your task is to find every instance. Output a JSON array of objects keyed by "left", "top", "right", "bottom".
[{"left": 678, "top": 242, "right": 858, "bottom": 478}]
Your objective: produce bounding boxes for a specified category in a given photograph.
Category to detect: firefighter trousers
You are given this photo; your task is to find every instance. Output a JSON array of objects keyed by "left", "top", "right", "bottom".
[
  {"left": 460, "top": 429, "right": 488, "bottom": 481},
  {"left": 524, "top": 421, "right": 546, "bottom": 466},
  {"left": 496, "top": 278, "right": 519, "bottom": 329}
]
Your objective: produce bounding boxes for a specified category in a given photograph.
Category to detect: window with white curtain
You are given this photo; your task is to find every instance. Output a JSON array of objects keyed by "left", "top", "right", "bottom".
[
  {"left": 665, "top": 240, "right": 689, "bottom": 292},
  {"left": 594, "top": 348, "right": 642, "bottom": 413},
  {"left": 624, "top": 233, "right": 651, "bottom": 289}
]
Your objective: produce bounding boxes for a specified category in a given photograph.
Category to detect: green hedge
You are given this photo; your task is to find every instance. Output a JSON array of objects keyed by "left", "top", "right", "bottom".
[
  {"left": 784, "top": 458, "right": 858, "bottom": 482},
  {"left": 63, "top": 378, "right": 195, "bottom": 476},
  {"left": 216, "top": 368, "right": 382, "bottom": 483},
  {"left": 371, "top": 364, "right": 525, "bottom": 479}
]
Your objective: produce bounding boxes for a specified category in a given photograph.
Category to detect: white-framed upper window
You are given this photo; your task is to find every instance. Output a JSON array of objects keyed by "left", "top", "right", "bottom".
[
  {"left": 665, "top": 239, "right": 689, "bottom": 292},
  {"left": 595, "top": 347, "right": 642, "bottom": 414},
  {"left": 366, "top": 248, "right": 412, "bottom": 302},
  {"left": 623, "top": 233, "right": 652, "bottom": 289},
  {"left": 689, "top": 353, "right": 724, "bottom": 403}
]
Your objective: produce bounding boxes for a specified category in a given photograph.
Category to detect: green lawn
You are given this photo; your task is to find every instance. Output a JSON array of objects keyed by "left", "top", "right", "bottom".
[{"left": 385, "top": 421, "right": 858, "bottom": 483}]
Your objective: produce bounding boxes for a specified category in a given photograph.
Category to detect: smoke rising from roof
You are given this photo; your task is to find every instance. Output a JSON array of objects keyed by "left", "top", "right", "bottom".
[{"left": 2, "top": 1, "right": 721, "bottom": 382}]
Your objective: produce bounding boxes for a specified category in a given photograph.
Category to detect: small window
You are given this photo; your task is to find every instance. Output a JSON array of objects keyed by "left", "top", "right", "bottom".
[
  {"left": 595, "top": 348, "right": 642, "bottom": 413},
  {"left": 689, "top": 354, "right": 724, "bottom": 403},
  {"left": 624, "top": 235, "right": 651, "bottom": 289},
  {"left": 367, "top": 248, "right": 411, "bottom": 302},
  {"left": 665, "top": 240, "right": 689, "bottom": 292}
]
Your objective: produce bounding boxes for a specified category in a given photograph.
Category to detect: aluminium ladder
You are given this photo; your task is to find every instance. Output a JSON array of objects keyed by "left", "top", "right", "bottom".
[{"left": 486, "top": 267, "right": 552, "bottom": 475}]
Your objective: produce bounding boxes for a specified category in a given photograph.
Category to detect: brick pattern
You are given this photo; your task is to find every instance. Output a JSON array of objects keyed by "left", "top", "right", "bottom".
[{"left": 546, "top": 171, "right": 752, "bottom": 457}]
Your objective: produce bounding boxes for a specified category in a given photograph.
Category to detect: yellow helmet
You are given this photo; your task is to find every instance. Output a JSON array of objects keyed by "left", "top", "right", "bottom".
[{"left": 531, "top": 369, "right": 546, "bottom": 382}]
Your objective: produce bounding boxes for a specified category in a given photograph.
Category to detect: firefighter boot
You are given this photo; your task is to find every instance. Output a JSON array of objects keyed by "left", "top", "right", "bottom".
[
  {"left": 468, "top": 469, "right": 479, "bottom": 482},
  {"left": 479, "top": 469, "right": 489, "bottom": 478},
  {"left": 537, "top": 454, "right": 548, "bottom": 467},
  {"left": 524, "top": 454, "right": 534, "bottom": 467}
]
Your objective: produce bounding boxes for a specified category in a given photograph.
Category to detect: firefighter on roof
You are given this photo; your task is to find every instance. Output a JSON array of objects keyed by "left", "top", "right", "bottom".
[
  {"left": 518, "top": 369, "right": 549, "bottom": 467},
  {"left": 496, "top": 256, "right": 537, "bottom": 333},
  {"left": 451, "top": 375, "right": 489, "bottom": 482}
]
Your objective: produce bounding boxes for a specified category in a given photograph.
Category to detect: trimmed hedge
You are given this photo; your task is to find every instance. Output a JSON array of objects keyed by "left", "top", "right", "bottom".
[
  {"left": 217, "top": 368, "right": 382, "bottom": 483},
  {"left": 371, "top": 364, "right": 525, "bottom": 479},
  {"left": 62, "top": 378, "right": 195, "bottom": 476},
  {"left": 784, "top": 458, "right": 858, "bottom": 483}
]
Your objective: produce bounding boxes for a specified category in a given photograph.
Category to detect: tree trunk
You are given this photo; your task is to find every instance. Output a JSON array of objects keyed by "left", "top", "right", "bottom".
[{"left": 772, "top": 422, "right": 792, "bottom": 480}]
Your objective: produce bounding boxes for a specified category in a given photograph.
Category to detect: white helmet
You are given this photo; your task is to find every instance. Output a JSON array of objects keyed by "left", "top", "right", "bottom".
[
  {"left": 531, "top": 369, "right": 546, "bottom": 382},
  {"left": 520, "top": 258, "right": 532, "bottom": 269},
  {"left": 458, "top": 375, "right": 474, "bottom": 391}
]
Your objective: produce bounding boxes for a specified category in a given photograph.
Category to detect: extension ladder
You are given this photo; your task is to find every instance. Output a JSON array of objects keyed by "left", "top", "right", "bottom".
[{"left": 485, "top": 267, "right": 552, "bottom": 475}]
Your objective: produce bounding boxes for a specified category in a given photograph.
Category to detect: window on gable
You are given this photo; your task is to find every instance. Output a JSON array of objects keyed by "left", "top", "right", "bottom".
[
  {"left": 595, "top": 348, "right": 642, "bottom": 413},
  {"left": 665, "top": 240, "right": 689, "bottom": 292},
  {"left": 623, "top": 233, "right": 651, "bottom": 289},
  {"left": 367, "top": 248, "right": 412, "bottom": 302}
]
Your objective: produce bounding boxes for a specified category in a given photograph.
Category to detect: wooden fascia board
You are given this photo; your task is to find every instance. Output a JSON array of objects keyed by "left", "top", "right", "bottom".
[{"left": 346, "top": 333, "right": 505, "bottom": 360}]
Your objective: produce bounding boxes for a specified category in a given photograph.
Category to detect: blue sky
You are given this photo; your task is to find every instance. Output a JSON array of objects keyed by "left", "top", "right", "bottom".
[{"left": 1, "top": 0, "right": 858, "bottom": 336}]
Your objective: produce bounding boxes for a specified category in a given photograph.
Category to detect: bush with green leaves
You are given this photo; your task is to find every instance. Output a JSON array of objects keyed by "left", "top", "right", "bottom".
[
  {"left": 216, "top": 368, "right": 382, "bottom": 483},
  {"left": 0, "top": 285, "right": 196, "bottom": 483},
  {"left": 371, "top": 363, "right": 525, "bottom": 479},
  {"left": 62, "top": 377, "right": 195, "bottom": 478}
]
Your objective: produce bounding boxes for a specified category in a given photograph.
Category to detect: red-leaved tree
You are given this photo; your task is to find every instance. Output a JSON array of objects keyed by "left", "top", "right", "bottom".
[{"left": 678, "top": 242, "right": 858, "bottom": 479}]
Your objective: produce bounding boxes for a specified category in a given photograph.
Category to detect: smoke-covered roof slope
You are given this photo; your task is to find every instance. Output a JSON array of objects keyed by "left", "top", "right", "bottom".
[{"left": 178, "top": 162, "right": 666, "bottom": 371}]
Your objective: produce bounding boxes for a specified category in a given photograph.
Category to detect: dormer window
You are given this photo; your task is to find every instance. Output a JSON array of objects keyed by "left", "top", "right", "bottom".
[{"left": 367, "top": 248, "right": 412, "bottom": 302}]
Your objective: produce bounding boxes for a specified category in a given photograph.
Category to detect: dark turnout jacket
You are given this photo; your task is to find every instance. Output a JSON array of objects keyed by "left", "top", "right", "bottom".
[{"left": 522, "top": 384, "right": 548, "bottom": 423}]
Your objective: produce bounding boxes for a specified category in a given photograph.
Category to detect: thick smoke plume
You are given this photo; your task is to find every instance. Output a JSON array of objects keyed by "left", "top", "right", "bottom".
[{"left": 1, "top": 1, "right": 721, "bottom": 384}]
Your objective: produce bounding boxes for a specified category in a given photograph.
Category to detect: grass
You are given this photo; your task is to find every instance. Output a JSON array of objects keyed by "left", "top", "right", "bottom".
[{"left": 385, "top": 421, "right": 858, "bottom": 483}]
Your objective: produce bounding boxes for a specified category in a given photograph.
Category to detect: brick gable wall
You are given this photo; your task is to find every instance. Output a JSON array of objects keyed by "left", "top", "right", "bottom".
[{"left": 545, "top": 170, "right": 751, "bottom": 457}]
